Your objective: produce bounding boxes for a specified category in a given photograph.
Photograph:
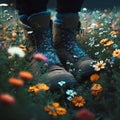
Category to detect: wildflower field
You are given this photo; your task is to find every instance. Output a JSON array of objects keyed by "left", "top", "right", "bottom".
[{"left": 0, "top": 3, "right": 120, "bottom": 120}]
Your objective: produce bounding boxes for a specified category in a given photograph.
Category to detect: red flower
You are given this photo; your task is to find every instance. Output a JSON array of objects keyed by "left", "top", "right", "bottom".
[{"left": 76, "top": 109, "right": 94, "bottom": 120}]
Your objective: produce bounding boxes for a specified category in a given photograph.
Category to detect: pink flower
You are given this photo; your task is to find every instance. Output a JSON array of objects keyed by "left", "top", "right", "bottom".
[
  {"left": 33, "top": 53, "right": 48, "bottom": 62},
  {"left": 76, "top": 109, "right": 94, "bottom": 120}
]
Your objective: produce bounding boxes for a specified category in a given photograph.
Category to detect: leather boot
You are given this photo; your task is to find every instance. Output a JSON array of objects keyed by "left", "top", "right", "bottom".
[
  {"left": 53, "top": 13, "right": 94, "bottom": 80},
  {"left": 26, "top": 11, "right": 77, "bottom": 90}
]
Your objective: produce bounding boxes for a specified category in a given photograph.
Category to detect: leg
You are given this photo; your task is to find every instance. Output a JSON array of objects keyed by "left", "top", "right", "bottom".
[
  {"left": 16, "top": 0, "right": 49, "bottom": 15},
  {"left": 16, "top": 0, "right": 49, "bottom": 24},
  {"left": 56, "top": 0, "right": 84, "bottom": 13},
  {"left": 53, "top": 0, "right": 94, "bottom": 80},
  {"left": 15, "top": 0, "right": 77, "bottom": 89}
]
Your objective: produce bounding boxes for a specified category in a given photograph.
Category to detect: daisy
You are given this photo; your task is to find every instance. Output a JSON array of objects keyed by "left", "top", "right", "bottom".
[
  {"left": 112, "top": 49, "right": 120, "bottom": 58},
  {"left": 92, "top": 60, "right": 106, "bottom": 71}
]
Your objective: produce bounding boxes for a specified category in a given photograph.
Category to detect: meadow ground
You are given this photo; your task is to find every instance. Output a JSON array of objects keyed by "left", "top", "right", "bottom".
[{"left": 0, "top": 3, "right": 120, "bottom": 120}]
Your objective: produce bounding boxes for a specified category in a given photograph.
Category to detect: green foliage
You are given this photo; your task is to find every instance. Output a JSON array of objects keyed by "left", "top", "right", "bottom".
[{"left": 0, "top": 4, "right": 120, "bottom": 120}]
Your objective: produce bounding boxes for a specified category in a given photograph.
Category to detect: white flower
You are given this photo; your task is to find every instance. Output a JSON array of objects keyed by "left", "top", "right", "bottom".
[
  {"left": 82, "top": 8, "right": 87, "bottom": 11},
  {"left": 58, "top": 81, "right": 66, "bottom": 86},
  {"left": 92, "top": 60, "right": 106, "bottom": 71},
  {"left": 67, "top": 96, "right": 72, "bottom": 101},
  {"left": 0, "top": 3, "right": 8, "bottom": 7},
  {"left": 66, "top": 89, "right": 77, "bottom": 97},
  {"left": 8, "top": 46, "right": 25, "bottom": 58}
]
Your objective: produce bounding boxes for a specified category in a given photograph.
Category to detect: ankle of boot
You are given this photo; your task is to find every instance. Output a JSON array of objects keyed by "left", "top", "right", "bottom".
[
  {"left": 27, "top": 10, "right": 51, "bottom": 29},
  {"left": 54, "top": 13, "right": 79, "bottom": 28}
]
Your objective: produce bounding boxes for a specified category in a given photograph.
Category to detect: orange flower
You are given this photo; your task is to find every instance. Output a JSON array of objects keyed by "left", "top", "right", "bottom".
[
  {"left": 56, "top": 107, "right": 67, "bottom": 116},
  {"left": 18, "top": 71, "right": 33, "bottom": 80},
  {"left": 100, "top": 38, "right": 108, "bottom": 44},
  {"left": 104, "top": 40, "right": 114, "bottom": 46},
  {"left": 91, "top": 84, "right": 103, "bottom": 96},
  {"left": 90, "top": 73, "right": 100, "bottom": 82},
  {"left": 36, "top": 83, "right": 50, "bottom": 90},
  {"left": 110, "top": 31, "right": 118, "bottom": 35},
  {"left": 19, "top": 44, "right": 27, "bottom": 51},
  {"left": 112, "top": 49, "right": 120, "bottom": 58},
  {"left": 28, "top": 86, "right": 40, "bottom": 94},
  {"left": 0, "top": 93, "right": 16, "bottom": 104},
  {"left": 44, "top": 102, "right": 67, "bottom": 116},
  {"left": 70, "top": 95, "right": 86, "bottom": 107},
  {"left": 28, "top": 83, "right": 50, "bottom": 94},
  {"left": 12, "top": 32, "right": 17, "bottom": 37},
  {"left": 8, "top": 77, "right": 24, "bottom": 86}
]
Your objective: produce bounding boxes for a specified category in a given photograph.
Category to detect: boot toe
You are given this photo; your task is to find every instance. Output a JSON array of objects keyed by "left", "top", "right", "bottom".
[
  {"left": 46, "top": 65, "right": 78, "bottom": 90},
  {"left": 76, "top": 59, "right": 95, "bottom": 80}
]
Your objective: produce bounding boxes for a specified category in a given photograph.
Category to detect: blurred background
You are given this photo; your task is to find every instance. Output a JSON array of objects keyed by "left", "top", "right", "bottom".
[{"left": 0, "top": 0, "right": 120, "bottom": 9}]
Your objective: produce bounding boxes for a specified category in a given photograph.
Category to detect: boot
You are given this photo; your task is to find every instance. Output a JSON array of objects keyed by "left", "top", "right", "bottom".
[
  {"left": 26, "top": 11, "right": 77, "bottom": 90},
  {"left": 53, "top": 13, "right": 95, "bottom": 80}
]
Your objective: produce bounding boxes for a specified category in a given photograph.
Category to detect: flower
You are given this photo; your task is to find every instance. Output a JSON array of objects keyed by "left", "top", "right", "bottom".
[
  {"left": 28, "top": 83, "right": 50, "bottom": 94},
  {"left": 112, "top": 49, "right": 120, "bottom": 58},
  {"left": 92, "top": 60, "right": 106, "bottom": 71},
  {"left": 8, "top": 77, "right": 24, "bottom": 86},
  {"left": 101, "top": 13, "right": 106, "bottom": 18},
  {"left": 76, "top": 109, "right": 94, "bottom": 120},
  {"left": 0, "top": 93, "right": 15, "bottom": 104},
  {"left": 104, "top": 40, "right": 114, "bottom": 46},
  {"left": 28, "top": 87, "right": 40, "bottom": 94},
  {"left": 12, "top": 32, "right": 17, "bottom": 37},
  {"left": 70, "top": 95, "right": 86, "bottom": 107},
  {"left": 58, "top": 81, "right": 66, "bottom": 86},
  {"left": 110, "top": 31, "right": 118, "bottom": 35},
  {"left": 44, "top": 102, "right": 67, "bottom": 116},
  {"left": 100, "top": 38, "right": 108, "bottom": 44},
  {"left": 19, "top": 44, "right": 27, "bottom": 51},
  {"left": 36, "top": 83, "right": 50, "bottom": 90},
  {"left": 33, "top": 53, "right": 48, "bottom": 62},
  {"left": 18, "top": 71, "right": 33, "bottom": 80},
  {"left": 90, "top": 73, "right": 100, "bottom": 82},
  {"left": 0, "top": 3, "right": 8, "bottom": 6},
  {"left": 91, "top": 84, "right": 103, "bottom": 96},
  {"left": 7, "top": 46, "right": 25, "bottom": 58},
  {"left": 66, "top": 89, "right": 77, "bottom": 97}
]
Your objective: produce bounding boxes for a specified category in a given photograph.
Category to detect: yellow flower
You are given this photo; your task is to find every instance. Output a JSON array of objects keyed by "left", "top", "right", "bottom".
[
  {"left": 44, "top": 102, "right": 67, "bottom": 116},
  {"left": 36, "top": 83, "right": 50, "bottom": 91},
  {"left": 91, "top": 84, "right": 103, "bottom": 96},
  {"left": 104, "top": 40, "right": 114, "bottom": 46},
  {"left": 90, "top": 73, "right": 100, "bottom": 82},
  {"left": 70, "top": 95, "right": 86, "bottom": 107},
  {"left": 100, "top": 38, "right": 108, "bottom": 44},
  {"left": 112, "top": 49, "right": 120, "bottom": 58},
  {"left": 28, "top": 83, "right": 50, "bottom": 94}
]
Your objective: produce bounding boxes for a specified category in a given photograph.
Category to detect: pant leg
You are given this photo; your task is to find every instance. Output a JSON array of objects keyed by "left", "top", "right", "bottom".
[
  {"left": 56, "top": 0, "right": 84, "bottom": 13},
  {"left": 16, "top": 0, "right": 49, "bottom": 15}
]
